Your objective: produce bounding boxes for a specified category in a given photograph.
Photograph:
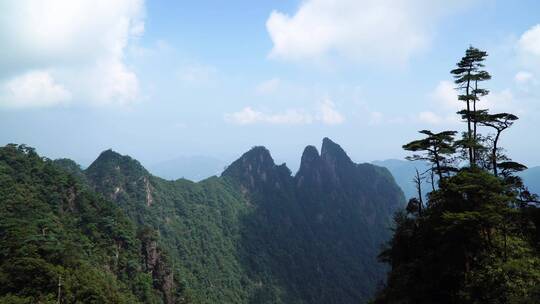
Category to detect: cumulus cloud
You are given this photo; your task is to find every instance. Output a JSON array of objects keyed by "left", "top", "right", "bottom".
[
  {"left": 517, "top": 25, "right": 540, "bottom": 78},
  {"left": 519, "top": 25, "right": 540, "bottom": 57},
  {"left": 482, "top": 89, "right": 520, "bottom": 113},
  {"left": 423, "top": 79, "right": 523, "bottom": 125},
  {"left": 431, "top": 80, "right": 459, "bottom": 109},
  {"left": 516, "top": 25, "right": 540, "bottom": 90},
  {"left": 0, "top": 0, "right": 145, "bottom": 108},
  {"left": 515, "top": 71, "right": 534, "bottom": 84},
  {"left": 224, "top": 107, "right": 313, "bottom": 125},
  {"left": 225, "top": 99, "right": 344, "bottom": 126},
  {"left": 0, "top": 70, "right": 71, "bottom": 109},
  {"left": 317, "top": 99, "right": 345, "bottom": 124},
  {"left": 266, "top": 0, "right": 470, "bottom": 64}
]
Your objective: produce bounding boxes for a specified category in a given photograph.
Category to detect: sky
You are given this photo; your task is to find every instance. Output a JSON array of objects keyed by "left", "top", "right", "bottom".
[{"left": 1, "top": 0, "right": 540, "bottom": 172}]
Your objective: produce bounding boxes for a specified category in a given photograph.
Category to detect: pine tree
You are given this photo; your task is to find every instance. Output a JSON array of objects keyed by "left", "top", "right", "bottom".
[
  {"left": 451, "top": 47, "right": 491, "bottom": 166},
  {"left": 375, "top": 46, "right": 540, "bottom": 304},
  {"left": 402, "top": 130, "right": 457, "bottom": 181}
]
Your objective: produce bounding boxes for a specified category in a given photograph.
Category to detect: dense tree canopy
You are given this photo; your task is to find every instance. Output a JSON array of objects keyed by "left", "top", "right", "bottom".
[
  {"left": 0, "top": 144, "right": 188, "bottom": 303},
  {"left": 374, "top": 47, "right": 540, "bottom": 304}
]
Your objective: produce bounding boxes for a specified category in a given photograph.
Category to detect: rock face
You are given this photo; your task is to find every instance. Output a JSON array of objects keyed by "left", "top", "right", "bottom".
[
  {"left": 221, "top": 138, "right": 405, "bottom": 303},
  {"left": 78, "top": 138, "right": 405, "bottom": 304},
  {"left": 85, "top": 150, "right": 179, "bottom": 304},
  {"left": 139, "top": 228, "right": 175, "bottom": 304},
  {"left": 222, "top": 146, "right": 292, "bottom": 192},
  {"left": 85, "top": 149, "right": 156, "bottom": 221}
]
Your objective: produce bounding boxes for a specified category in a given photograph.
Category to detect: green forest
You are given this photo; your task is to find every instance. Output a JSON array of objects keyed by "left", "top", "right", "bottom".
[
  {"left": 0, "top": 138, "right": 404, "bottom": 303},
  {"left": 373, "top": 47, "right": 540, "bottom": 303}
]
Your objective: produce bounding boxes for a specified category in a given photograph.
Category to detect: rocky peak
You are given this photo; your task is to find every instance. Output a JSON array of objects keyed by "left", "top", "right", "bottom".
[
  {"left": 320, "top": 137, "right": 353, "bottom": 165},
  {"left": 296, "top": 138, "right": 355, "bottom": 188},
  {"left": 85, "top": 149, "right": 152, "bottom": 203},
  {"left": 296, "top": 145, "right": 324, "bottom": 187},
  {"left": 300, "top": 145, "right": 321, "bottom": 168},
  {"left": 222, "top": 146, "right": 291, "bottom": 191},
  {"left": 86, "top": 149, "right": 148, "bottom": 178}
]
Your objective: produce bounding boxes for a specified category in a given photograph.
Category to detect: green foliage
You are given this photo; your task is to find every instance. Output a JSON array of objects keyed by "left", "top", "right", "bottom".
[
  {"left": 0, "top": 145, "right": 168, "bottom": 303},
  {"left": 81, "top": 139, "right": 404, "bottom": 303},
  {"left": 375, "top": 46, "right": 540, "bottom": 303},
  {"left": 403, "top": 130, "right": 457, "bottom": 180},
  {"left": 376, "top": 170, "right": 540, "bottom": 303},
  {"left": 1, "top": 139, "right": 405, "bottom": 303}
]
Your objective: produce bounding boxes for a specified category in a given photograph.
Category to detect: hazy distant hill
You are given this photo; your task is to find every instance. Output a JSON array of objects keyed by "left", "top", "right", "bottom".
[
  {"left": 520, "top": 166, "right": 540, "bottom": 195},
  {"left": 372, "top": 159, "right": 432, "bottom": 200},
  {"left": 374, "top": 159, "right": 540, "bottom": 202},
  {"left": 148, "top": 156, "right": 226, "bottom": 181}
]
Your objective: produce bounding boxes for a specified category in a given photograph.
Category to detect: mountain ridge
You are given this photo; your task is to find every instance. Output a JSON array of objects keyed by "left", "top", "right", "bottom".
[{"left": 32, "top": 138, "right": 406, "bottom": 303}]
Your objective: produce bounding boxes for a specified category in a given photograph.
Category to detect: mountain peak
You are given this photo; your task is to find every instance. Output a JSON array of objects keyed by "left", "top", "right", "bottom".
[
  {"left": 298, "top": 145, "right": 321, "bottom": 172},
  {"left": 222, "top": 146, "right": 291, "bottom": 190},
  {"left": 85, "top": 149, "right": 151, "bottom": 204},
  {"left": 86, "top": 149, "right": 149, "bottom": 180},
  {"left": 97, "top": 148, "right": 122, "bottom": 160},
  {"left": 320, "top": 137, "right": 352, "bottom": 164}
]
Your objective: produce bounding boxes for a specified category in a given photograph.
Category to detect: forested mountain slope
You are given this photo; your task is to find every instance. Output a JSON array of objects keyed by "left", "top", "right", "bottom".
[
  {"left": 0, "top": 144, "right": 185, "bottom": 304},
  {"left": 1, "top": 138, "right": 405, "bottom": 303}
]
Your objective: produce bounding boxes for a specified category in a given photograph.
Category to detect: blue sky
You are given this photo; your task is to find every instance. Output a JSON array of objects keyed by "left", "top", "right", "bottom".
[{"left": 1, "top": 0, "right": 540, "bottom": 171}]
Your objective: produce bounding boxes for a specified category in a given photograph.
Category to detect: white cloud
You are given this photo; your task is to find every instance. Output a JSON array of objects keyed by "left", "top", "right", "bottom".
[
  {"left": 224, "top": 107, "right": 313, "bottom": 125},
  {"left": 423, "top": 79, "right": 523, "bottom": 125},
  {"left": 255, "top": 78, "right": 281, "bottom": 95},
  {"left": 0, "top": 0, "right": 145, "bottom": 108},
  {"left": 519, "top": 25, "right": 540, "bottom": 57},
  {"left": 481, "top": 89, "right": 519, "bottom": 113},
  {"left": 0, "top": 70, "right": 71, "bottom": 108},
  {"left": 515, "top": 71, "right": 534, "bottom": 84},
  {"left": 431, "top": 80, "right": 459, "bottom": 109},
  {"left": 266, "top": 0, "right": 469, "bottom": 64},
  {"left": 517, "top": 25, "right": 540, "bottom": 81},
  {"left": 418, "top": 111, "right": 443, "bottom": 124},
  {"left": 225, "top": 99, "right": 345, "bottom": 126},
  {"left": 317, "top": 99, "right": 345, "bottom": 124}
]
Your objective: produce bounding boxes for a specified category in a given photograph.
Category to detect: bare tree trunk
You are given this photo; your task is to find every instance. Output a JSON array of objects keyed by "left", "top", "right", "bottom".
[
  {"left": 415, "top": 168, "right": 423, "bottom": 216},
  {"left": 493, "top": 131, "right": 501, "bottom": 177},
  {"left": 473, "top": 80, "right": 478, "bottom": 164},
  {"left": 466, "top": 70, "right": 474, "bottom": 166},
  {"left": 57, "top": 275, "right": 62, "bottom": 304}
]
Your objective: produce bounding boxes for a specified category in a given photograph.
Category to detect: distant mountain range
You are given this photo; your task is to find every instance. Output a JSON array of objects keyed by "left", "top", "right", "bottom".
[
  {"left": 374, "top": 159, "right": 540, "bottom": 200},
  {"left": 520, "top": 166, "right": 540, "bottom": 195},
  {"left": 1, "top": 138, "right": 405, "bottom": 303},
  {"left": 372, "top": 159, "right": 432, "bottom": 200},
  {"left": 147, "top": 155, "right": 226, "bottom": 181}
]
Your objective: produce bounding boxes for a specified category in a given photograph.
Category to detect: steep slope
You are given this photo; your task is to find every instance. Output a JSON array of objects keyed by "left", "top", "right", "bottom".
[
  {"left": 84, "top": 149, "right": 254, "bottom": 303},
  {"left": 76, "top": 138, "right": 405, "bottom": 303},
  {"left": 222, "top": 146, "right": 318, "bottom": 303},
  {"left": 294, "top": 138, "right": 404, "bottom": 302},
  {"left": 0, "top": 144, "right": 185, "bottom": 303},
  {"left": 372, "top": 159, "right": 432, "bottom": 200}
]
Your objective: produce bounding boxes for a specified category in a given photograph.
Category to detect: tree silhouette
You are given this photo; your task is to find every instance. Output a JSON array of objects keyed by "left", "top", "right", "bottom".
[
  {"left": 451, "top": 47, "right": 490, "bottom": 166},
  {"left": 403, "top": 130, "right": 457, "bottom": 181}
]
